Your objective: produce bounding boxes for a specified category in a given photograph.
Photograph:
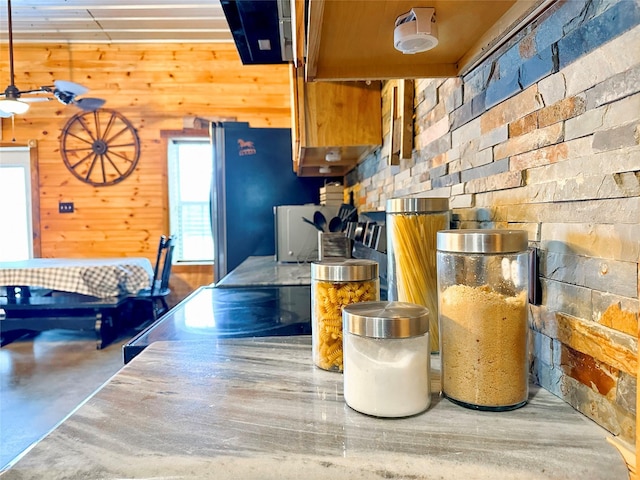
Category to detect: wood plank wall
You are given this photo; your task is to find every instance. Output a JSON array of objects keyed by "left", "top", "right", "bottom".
[{"left": 0, "top": 43, "right": 292, "bottom": 304}]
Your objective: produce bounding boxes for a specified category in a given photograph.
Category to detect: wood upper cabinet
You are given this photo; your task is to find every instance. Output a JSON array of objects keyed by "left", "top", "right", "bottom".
[
  {"left": 305, "top": 0, "right": 551, "bottom": 81},
  {"left": 290, "top": 66, "right": 382, "bottom": 177}
]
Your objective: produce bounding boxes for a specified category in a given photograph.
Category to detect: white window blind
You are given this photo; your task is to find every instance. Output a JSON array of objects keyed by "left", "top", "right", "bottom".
[{"left": 167, "top": 139, "right": 214, "bottom": 263}]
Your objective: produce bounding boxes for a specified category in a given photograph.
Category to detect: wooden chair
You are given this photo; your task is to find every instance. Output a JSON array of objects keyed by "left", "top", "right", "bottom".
[{"left": 132, "top": 235, "right": 176, "bottom": 324}]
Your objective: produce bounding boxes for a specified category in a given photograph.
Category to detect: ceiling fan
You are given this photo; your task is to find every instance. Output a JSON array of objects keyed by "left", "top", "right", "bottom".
[{"left": 0, "top": 0, "right": 106, "bottom": 118}]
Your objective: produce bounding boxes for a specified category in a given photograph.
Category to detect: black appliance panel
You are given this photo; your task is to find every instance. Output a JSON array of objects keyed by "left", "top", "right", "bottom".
[{"left": 123, "top": 285, "right": 311, "bottom": 364}]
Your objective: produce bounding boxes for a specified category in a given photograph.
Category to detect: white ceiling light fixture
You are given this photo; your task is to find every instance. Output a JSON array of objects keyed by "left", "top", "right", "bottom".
[
  {"left": 0, "top": 96, "right": 30, "bottom": 115},
  {"left": 394, "top": 7, "right": 438, "bottom": 54}
]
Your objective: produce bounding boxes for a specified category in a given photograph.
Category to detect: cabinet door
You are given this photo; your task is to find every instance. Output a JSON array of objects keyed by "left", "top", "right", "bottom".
[
  {"left": 293, "top": 75, "right": 382, "bottom": 177},
  {"left": 290, "top": 65, "right": 304, "bottom": 174},
  {"left": 302, "top": 80, "right": 381, "bottom": 148}
]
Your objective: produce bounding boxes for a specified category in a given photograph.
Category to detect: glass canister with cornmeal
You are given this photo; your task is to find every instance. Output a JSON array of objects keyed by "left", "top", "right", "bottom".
[
  {"left": 436, "top": 229, "right": 529, "bottom": 411},
  {"left": 311, "top": 259, "right": 379, "bottom": 372}
]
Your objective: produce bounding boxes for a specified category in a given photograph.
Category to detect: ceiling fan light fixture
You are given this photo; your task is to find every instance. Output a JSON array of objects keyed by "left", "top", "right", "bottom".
[
  {"left": 0, "top": 98, "right": 29, "bottom": 114},
  {"left": 0, "top": 2, "right": 106, "bottom": 115}
]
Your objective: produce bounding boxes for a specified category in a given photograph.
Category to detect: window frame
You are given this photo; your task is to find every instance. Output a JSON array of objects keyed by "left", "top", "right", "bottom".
[{"left": 160, "top": 128, "right": 212, "bottom": 265}]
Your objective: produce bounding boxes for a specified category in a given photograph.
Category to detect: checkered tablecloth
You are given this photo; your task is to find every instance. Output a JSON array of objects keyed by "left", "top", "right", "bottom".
[{"left": 0, "top": 258, "right": 154, "bottom": 298}]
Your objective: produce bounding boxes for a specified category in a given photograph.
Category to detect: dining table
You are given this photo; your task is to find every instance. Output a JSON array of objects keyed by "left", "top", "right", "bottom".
[
  {"left": 0, "top": 257, "right": 153, "bottom": 298},
  {"left": 0, "top": 257, "right": 155, "bottom": 349}
]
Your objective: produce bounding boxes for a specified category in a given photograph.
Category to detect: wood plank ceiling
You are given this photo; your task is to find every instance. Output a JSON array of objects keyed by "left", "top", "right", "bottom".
[{"left": 0, "top": 0, "right": 233, "bottom": 43}]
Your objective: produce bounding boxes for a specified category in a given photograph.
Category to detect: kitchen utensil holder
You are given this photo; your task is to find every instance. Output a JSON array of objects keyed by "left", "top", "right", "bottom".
[{"left": 318, "top": 232, "right": 352, "bottom": 260}]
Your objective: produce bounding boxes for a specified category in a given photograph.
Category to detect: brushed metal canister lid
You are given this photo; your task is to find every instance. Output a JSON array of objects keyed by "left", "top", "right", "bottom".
[
  {"left": 311, "top": 259, "right": 378, "bottom": 282},
  {"left": 386, "top": 197, "right": 449, "bottom": 214},
  {"left": 343, "top": 301, "right": 429, "bottom": 339},
  {"left": 436, "top": 229, "right": 528, "bottom": 254}
]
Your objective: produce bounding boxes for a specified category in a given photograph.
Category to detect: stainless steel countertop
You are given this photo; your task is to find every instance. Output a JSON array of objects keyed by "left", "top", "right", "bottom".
[{"left": 215, "top": 255, "right": 311, "bottom": 287}]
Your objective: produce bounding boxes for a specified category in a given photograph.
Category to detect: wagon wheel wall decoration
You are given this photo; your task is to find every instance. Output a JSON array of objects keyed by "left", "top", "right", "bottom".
[{"left": 60, "top": 109, "right": 140, "bottom": 186}]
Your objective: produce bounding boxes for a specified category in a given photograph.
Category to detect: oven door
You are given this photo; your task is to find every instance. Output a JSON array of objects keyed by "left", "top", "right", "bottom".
[{"left": 123, "top": 285, "right": 311, "bottom": 364}]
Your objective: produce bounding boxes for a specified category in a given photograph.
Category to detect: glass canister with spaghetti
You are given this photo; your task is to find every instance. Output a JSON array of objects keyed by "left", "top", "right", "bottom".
[
  {"left": 386, "top": 197, "right": 450, "bottom": 352},
  {"left": 311, "top": 259, "right": 379, "bottom": 372}
]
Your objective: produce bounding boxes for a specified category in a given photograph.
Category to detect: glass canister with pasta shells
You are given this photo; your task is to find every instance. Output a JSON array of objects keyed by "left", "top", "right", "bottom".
[
  {"left": 386, "top": 197, "right": 450, "bottom": 353},
  {"left": 311, "top": 259, "right": 380, "bottom": 372}
]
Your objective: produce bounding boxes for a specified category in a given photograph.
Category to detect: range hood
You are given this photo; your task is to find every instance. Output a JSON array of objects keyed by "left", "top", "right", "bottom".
[{"left": 221, "top": 0, "right": 293, "bottom": 65}]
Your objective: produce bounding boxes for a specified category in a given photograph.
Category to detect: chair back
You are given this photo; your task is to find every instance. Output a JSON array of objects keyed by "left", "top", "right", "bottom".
[
  {"left": 150, "top": 235, "right": 175, "bottom": 296},
  {"left": 158, "top": 236, "right": 176, "bottom": 293},
  {"left": 150, "top": 235, "right": 167, "bottom": 294}
]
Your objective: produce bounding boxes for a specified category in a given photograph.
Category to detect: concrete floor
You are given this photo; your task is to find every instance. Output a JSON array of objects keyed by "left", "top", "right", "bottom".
[{"left": 0, "top": 328, "right": 136, "bottom": 469}]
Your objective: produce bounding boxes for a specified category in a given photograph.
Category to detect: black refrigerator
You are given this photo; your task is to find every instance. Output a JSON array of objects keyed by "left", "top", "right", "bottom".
[{"left": 210, "top": 121, "right": 329, "bottom": 282}]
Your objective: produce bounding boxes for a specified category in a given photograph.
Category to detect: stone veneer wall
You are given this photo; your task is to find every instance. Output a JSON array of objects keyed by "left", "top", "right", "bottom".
[{"left": 346, "top": 0, "right": 640, "bottom": 443}]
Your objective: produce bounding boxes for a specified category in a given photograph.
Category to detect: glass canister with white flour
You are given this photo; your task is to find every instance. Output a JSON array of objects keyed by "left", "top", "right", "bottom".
[
  {"left": 311, "top": 259, "right": 379, "bottom": 372},
  {"left": 342, "top": 301, "right": 431, "bottom": 417},
  {"left": 436, "top": 229, "right": 529, "bottom": 411}
]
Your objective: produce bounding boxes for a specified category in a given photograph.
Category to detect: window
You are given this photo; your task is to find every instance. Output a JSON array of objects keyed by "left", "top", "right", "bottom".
[
  {"left": 167, "top": 139, "right": 214, "bottom": 263},
  {"left": 0, "top": 147, "right": 33, "bottom": 261}
]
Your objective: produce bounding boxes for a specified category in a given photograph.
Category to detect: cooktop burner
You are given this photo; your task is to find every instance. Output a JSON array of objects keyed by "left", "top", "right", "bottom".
[
  {"left": 181, "top": 306, "right": 295, "bottom": 335},
  {"left": 210, "top": 289, "right": 277, "bottom": 306},
  {"left": 123, "top": 285, "right": 311, "bottom": 364}
]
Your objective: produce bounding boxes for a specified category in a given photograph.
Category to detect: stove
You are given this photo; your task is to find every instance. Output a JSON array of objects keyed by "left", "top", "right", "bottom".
[{"left": 123, "top": 285, "right": 311, "bottom": 364}]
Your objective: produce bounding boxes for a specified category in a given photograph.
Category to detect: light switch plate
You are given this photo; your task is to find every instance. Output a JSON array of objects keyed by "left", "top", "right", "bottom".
[{"left": 59, "top": 202, "right": 74, "bottom": 213}]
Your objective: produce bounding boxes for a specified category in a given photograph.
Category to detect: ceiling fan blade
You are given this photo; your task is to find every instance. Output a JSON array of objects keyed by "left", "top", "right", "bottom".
[
  {"left": 15, "top": 87, "right": 49, "bottom": 96},
  {"left": 74, "top": 97, "right": 106, "bottom": 111},
  {"left": 54, "top": 80, "right": 89, "bottom": 96},
  {"left": 22, "top": 97, "right": 51, "bottom": 103}
]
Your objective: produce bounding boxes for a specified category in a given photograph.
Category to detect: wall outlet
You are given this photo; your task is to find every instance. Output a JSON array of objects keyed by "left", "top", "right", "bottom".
[{"left": 59, "top": 202, "right": 74, "bottom": 213}]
